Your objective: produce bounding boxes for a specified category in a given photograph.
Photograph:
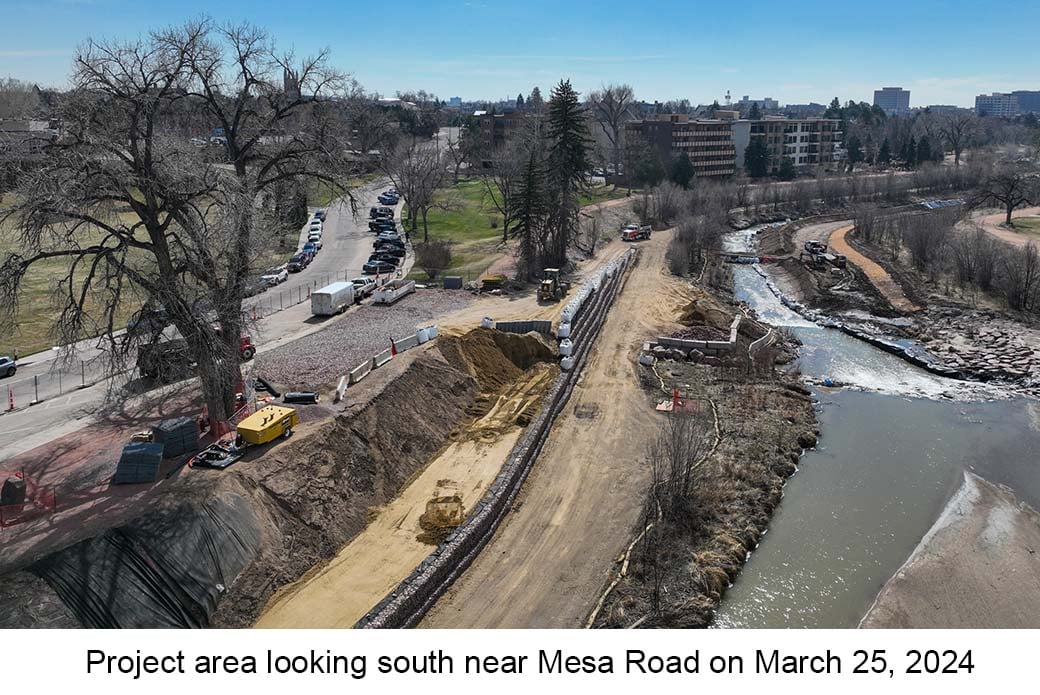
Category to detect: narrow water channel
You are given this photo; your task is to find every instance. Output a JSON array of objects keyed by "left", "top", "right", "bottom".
[{"left": 713, "top": 232, "right": 1040, "bottom": 628}]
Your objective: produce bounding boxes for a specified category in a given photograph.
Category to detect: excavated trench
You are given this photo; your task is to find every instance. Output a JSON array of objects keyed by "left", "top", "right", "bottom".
[{"left": 0, "top": 329, "right": 556, "bottom": 629}]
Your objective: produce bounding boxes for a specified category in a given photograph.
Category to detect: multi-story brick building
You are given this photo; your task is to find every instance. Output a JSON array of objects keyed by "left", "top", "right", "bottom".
[
  {"left": 625, "top": 113, "right": 842, "bottom": 179},
  {"left": 624, "top": 114, "right": 736, "bottom": 177}
]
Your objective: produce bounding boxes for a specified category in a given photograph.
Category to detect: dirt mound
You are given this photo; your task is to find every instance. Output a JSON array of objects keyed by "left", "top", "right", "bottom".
[
  {"left": 417, "top": 494, "right": 465, "bottom": 545},
  {"left": 438, "top": 328, "right": 556, "bottom": 393},
  {"left": 678, "top": 288, "right": 733, "bottom": 331}
]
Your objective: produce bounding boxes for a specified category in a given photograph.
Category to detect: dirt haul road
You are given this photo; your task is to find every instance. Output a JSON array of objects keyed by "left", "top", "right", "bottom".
[
  {"left": 828, "top": 224, "right": 921, "bottom": 313},
  {"left": 422, "top": 230, "right": 688, "bottom": 628}
]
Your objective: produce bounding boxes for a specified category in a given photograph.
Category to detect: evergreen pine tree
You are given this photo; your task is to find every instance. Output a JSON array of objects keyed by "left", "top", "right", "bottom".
[
  {"left": 878, "top": 138, "right": 891, "bottom": 164},
  {"left": 544, "top": 79, "right": 593, "bottom": 267},
  {"left": 510, "top": 140, "right": 548, "bottom": 278},
  {"left": 669, "top": 152, "right": 695, "bottom": 189},
  {"left": 516, "top": 93, "right": 525, "bottom": 110},
  {"left": 744, "top": 139, "right": 769, "bottom": 178},
  {"left": 916, "top": 136, "right": 931, "bottom": 166}
]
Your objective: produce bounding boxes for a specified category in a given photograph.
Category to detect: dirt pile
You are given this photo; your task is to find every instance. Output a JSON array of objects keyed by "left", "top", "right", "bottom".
[
  {"left": 678, "top": 288, "right": 733, "bottom": 331},
  {"left": 437, "top": 328, "right": 556, "bottom": 393}
]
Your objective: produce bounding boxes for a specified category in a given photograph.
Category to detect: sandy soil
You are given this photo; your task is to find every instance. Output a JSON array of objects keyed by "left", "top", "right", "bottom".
[
  {"left": 977, "top": 206, "right": 1040, "bottom": 249},
  {"left": 422, "top": 230, "right": 690, "bottom": 628},
  {"left": 828, "top": 224, "right": 921, "bottom": 313},
  {"left": 255, "top": 363, "right": 556, "bottom": 628},
  {"left": 861, "top": 472, "right": 1040, "bottom": 628}
]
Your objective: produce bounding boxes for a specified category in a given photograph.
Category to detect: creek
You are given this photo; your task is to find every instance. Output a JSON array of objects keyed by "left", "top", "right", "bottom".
[{"left": 713, "top": 228, "right": 1040, "bottom": 628}]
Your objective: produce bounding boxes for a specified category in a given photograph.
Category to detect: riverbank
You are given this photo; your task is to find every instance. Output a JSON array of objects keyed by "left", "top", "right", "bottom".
[
  {"left": 861, "top": 472, "right": 1040, "bottom": 628},
  {"left": 591, "top": 283, "right": 818, "bottom": 628}
]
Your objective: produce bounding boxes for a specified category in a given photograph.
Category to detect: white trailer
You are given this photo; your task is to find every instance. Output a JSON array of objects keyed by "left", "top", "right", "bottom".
[
  {"left": 372, "top": 279, "right": 415, "bottom": 305},
  {"left": 311, "top": 281, "right": 356, "bottom": 316}
]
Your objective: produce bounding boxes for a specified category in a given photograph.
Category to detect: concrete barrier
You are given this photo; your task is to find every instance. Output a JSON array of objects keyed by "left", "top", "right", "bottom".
[
  {"left": 394, "top": 334, "right": 420, "bottom": 352},
  {"left": 348, "top": 360, "right": 373, "bottom": 385},
  {"left": 373, "top": 348, "right": 394, "bottom": 368},
  {"left": 334, "top": 376, "right": 348, "bottom": 403}
]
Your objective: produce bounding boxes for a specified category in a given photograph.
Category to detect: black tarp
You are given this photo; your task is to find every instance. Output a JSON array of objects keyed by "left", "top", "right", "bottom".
[
  {"left": 112, "top": 443, "right": 164, "bottom": 485},
  {"left": 31, "top": 493, "right": 261, "bottom": 628}
]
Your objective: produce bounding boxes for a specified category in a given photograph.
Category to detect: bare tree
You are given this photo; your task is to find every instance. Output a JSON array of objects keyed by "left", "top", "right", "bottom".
[
  {"left": 381, "top": 139, "right": 444, "bottom": 242},
  {"left": 974, "top": 164, "right": 1039, "bottom": 226},
  {"left": 587, "top": 84, "right": 635, "bottom": 186},
  {"left": 0, "top": 20, "right": 354, "bottom": 425},
  {"left": 415, "top": 241, "right": 452, "bottom": 280},
  {"left": 938, "top": 112, "right": 978, "bottom": 166}
]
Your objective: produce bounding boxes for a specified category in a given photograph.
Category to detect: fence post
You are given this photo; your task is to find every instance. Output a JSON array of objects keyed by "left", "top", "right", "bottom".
[
  {"left": 58, "top": 370, "right": 62, "bottom": 395},
  {"left": 81, "top": 360, "right": 85, "bottom": 387},
  {"left": 33, "top": 375, "right": 39, "bottom": 404}
]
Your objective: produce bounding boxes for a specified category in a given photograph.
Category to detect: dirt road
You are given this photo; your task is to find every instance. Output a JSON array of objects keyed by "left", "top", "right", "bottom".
[
  {"left": 861, "top": 472, "right": 1040, "bottom": 628},
  {"left": 422, "top": 231, "right": 686, "bottom": 628},
  {"left": 828, "top": 224, "right": 921, "bottom": 313},
  {"left": 977, "top": 206, "right": 1040, "bottom": 249}
]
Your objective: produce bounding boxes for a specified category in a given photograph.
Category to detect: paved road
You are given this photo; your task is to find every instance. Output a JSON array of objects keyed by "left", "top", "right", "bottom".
[
  {"left": 975, "top": 206, "right": 1040, "bottom": 249},
  {"left": 0, "top": 181, "right": 410, "bottom": 460}
]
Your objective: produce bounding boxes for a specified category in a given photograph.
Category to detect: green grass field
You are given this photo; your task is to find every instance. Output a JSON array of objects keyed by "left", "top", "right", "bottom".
[
  {"left": 405, "top": 179, "right": 627, "bottom": 281},
  {"left": 1011, "top": 216, "right": 1040, "bottom": 240}
]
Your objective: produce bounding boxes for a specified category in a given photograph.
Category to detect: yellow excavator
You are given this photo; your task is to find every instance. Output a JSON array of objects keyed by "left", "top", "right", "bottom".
[{"left": 538, "top": 268, "right": 571, "bottom": 302}]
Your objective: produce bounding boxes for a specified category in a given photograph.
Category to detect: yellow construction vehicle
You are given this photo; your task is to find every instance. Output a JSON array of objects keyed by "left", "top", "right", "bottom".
[
  {"left": 537, "top": 268, "right": 571, "bottom": 302},
  {"left": 235, "top": 405, "right": 298, "bottom": 445}
]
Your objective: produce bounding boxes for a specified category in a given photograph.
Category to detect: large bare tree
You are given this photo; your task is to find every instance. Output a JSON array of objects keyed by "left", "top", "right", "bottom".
[
  {"left": 587, "top": 84, "right": 635, "bottom": 185},
  {"left": 0, "top": 19, "right": 354, "bottom": 425},
  {"left": 381, "top": 138, "right": 445, "bottom": 242},
  {"left": 938, "top": 112, "right": 978, "bottom": 166},
  {"left": 974, "top": 164, "right": 1039, "bottom": 226}
]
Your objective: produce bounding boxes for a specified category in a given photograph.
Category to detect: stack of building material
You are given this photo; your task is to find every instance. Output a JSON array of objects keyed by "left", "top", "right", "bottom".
[
  {"left": 112, "top": 443, "right": 164, "bottom": 485},
  {"left": 151, "top": 417, "right": 199, "bottom": 458}
]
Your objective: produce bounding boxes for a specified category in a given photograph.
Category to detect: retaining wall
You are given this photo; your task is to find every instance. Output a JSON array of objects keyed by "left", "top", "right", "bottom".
[
  {"left": 357, "top": 249, "right": 637, "bottom": 628},
  {"left": 494, "top": 320, "right": 553, "bottom": 335}
]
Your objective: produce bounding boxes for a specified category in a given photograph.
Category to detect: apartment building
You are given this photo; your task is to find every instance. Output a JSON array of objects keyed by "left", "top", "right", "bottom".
[
  {"left": 974, "top": 93, "right": 1019, "bottom": 117},
  {"left": 625, "top": 113, "right": 842, "bottom": 178},
  {"left": 974, "top": 90, "right": 1040, "bottom": 117},
  {"left": 475, "top": 109, "right": 531, "bottom": 150},
  {"left": 624, "top": 114, "right": 736, "bottom": 177}
]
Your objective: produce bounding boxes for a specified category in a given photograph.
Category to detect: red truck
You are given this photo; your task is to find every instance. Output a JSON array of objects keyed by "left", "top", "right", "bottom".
[{"left": 621, "top": 224, "right": 652, "bottom": 241}]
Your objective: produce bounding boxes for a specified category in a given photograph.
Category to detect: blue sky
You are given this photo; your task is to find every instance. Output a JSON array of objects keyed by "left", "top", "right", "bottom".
[{"left": 1, "top": 0, "right": 1037, "bottom": 107}]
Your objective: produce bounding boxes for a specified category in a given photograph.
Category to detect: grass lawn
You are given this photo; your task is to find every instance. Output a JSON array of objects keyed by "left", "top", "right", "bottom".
[
  {"left": 405, "top": 180, "right": 629, "bottom": 282},
  {"left": 1010, "top": 215, "right": 1040, "bottom": 240},
  {"left": 579, "top": 183, "right": 630, "bottom": 207},
  {"left": 0, "top": 206, "right": 146, "bottom": 356}
]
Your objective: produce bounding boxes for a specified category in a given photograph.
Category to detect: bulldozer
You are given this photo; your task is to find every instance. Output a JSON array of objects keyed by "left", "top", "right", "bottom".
[{"left": 537, "top": 268, "right": 571, "bottom": 302}]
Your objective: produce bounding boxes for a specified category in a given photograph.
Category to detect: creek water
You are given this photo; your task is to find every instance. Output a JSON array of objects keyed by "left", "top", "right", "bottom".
[{"left": 713, "top": 230, "right": 1040, "bottom": 628}]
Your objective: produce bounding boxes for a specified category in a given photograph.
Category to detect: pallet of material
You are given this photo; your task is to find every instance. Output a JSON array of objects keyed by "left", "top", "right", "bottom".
[{"left": 373, "top": 280, "right": 415, "bottom": 305}]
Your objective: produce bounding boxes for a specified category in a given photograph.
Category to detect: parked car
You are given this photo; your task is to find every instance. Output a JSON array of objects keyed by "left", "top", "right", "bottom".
[
  {"left": 378, "top": 193, "right": 399, "bottom": 205},
  {"left": 127, "top": 307, "right": 170, "bottom": 337},
  {"left": 374, "top": 240, "right": 405, "bottom": 253},
  {"left": 302, "top": 242, "right": 319, "bottom": 256},
  {"left": 374, "top": 244, "right": 405, "bottom": 258},
  {"left": 0, "top": 356, "right": 16, "bottom": 378},
  {"left": 350, "top": 276, "right": 378, "bottom": 298},
  {"left": 369, "top": 206, "right": 394, "bottom": 219},
  {"left": 368, "top": 253, "right": 401, "bottom": 266},
  {"left": 261, "top": 266, "right": 288, "bottom": 285},
  {"left": 313, "top": 209, "right": 326, "bottom": 221},
  {"left": 362, "top": 260, "right": 397, "bottom": 275},
  {"left": 308, "top": 222, "right": 322, "bottom": 234},
  {"left": 375, "top": 232, "right": 402, "bottom": 243},
  {"left": 307, "top": 232, "right": 323, "bottom": 248},
  {"left": 287, "top": 253, "right": 309, "bottom": 272}
]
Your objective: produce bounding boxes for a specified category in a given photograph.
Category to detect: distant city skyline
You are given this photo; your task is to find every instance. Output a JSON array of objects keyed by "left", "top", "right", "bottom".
[{"left": 1, "top": 0, "right": 1038, "bottom": 107}]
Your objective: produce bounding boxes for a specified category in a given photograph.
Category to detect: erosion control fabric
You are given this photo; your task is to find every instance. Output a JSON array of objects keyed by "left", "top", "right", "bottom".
[{"left": 31, "top": 494, "right": 261, "bottom": 628}]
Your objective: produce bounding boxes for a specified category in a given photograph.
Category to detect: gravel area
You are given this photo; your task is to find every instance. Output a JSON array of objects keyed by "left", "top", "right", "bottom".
[{"left": 254, "top": 290, "right": 473, "bottom": 389}]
